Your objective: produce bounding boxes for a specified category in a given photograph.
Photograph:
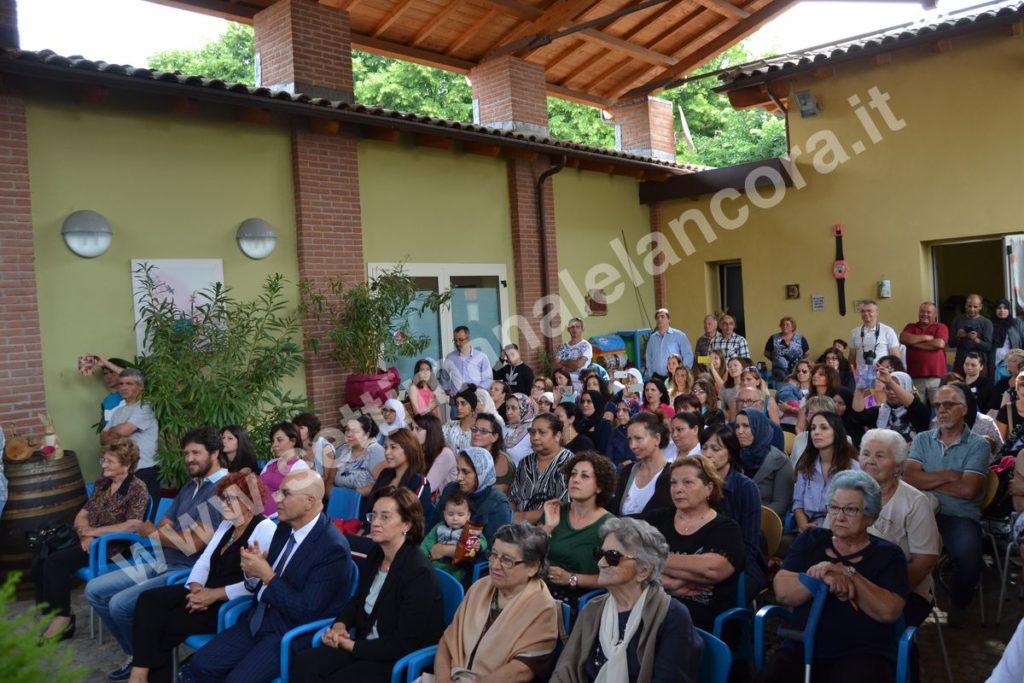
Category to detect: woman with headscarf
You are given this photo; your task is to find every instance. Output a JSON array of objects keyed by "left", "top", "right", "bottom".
[
  {"left": 851, "top": 369, "right": 930, "bottom": 444},
  {"left": 443, "top": 385, "right": 478, "bottom": 454},
  {"left": 475, "top": 387, "right": 506, "bottom": 430},
  {"left": 503, "top": 392, "right": 536, "bottom": 465},
  {"left": 991, "top": 298, "right": 1024, "bottom": 380},
  {"left": 734, "top": 408, "right": 793, "bottom": 519},
  {"left": 829, "top": 386, "right": 864, "bottom": 448},
  {"left": 577, "top": 390, "right": 613, "bottom": 455},
  {"left": 428, "top": 446, "right": 511, "bottom": 547},
  {"left": 377, "top": 398, "right": 408, "bottom": 445}
]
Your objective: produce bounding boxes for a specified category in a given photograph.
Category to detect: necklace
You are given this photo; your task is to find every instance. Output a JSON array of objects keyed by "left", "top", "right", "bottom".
[{"left": 675, "top": 508, "right": 711, "bottom": 534}]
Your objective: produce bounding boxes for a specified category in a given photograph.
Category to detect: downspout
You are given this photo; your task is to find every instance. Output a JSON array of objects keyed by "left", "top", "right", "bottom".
[
  {"left": 766, "top": 82, "right": 790, "bottom": 154},
  {"left": 535, "top": 154, "right": 567, "bottom": 357}
]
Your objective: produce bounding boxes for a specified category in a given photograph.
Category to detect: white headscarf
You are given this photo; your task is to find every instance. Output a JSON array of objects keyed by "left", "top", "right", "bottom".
[
  {"left": 476, "top": 388, "right": 506, "bottom": 429},
  {"left": 380, "top": 398, "right": 408, "bottom": 436},
  {"left": 877, "top": 371, "right": 914, "bottom": 432}
]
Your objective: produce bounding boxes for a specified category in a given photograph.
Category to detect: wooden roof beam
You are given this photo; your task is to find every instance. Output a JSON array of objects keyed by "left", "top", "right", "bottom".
[
  {"left": 144, "top": 0, "right": 260, "bottom": 23},
  {"left": 445, "top": 9, "right": 498, "bottom": 55},
  {"left": 352, "top": 34, "right": 475, "bottom": 73},
  {"left": 411, "top": 0, "right": 466, "bottom": 47},
  {"left": 578, "top": 30, "right": 677, "bottom": 65},
  {"left": 494, "top": 0, "right": 603, "bottom": 49},
  {"left": 371, "top": 0, "right": 420, "bottom": 38},
  {"left": 692, "top": 0, "right": 749, "bottom": 19},
  {"left": 622, "top": 0, "right": 801, "bottom": 99}
]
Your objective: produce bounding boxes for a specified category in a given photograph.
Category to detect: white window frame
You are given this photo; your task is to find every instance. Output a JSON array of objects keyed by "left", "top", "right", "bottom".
[{"left": 367, "top": 262, "right": 510, "bottom": 360}]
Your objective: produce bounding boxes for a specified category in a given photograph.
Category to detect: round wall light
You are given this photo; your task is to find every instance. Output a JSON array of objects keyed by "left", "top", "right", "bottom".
[
  {"left": 236, "top": 218, "right": 277, "bottom": 259},
  {"left": 62, "top": 210, "right": 112, "bottom": 258}
]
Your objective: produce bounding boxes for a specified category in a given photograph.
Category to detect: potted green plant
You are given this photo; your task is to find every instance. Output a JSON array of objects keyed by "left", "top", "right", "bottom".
[{"left": 301, "top": 264, "right": 450, "bottom": 408}]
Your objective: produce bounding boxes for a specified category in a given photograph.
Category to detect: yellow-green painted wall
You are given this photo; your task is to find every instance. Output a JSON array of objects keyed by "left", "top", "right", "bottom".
[
  {"left": 27, "top": 100, "right": 302, "bottom": 481},
  {"left": 660, "top": 32, "right": 1024, "bottom": 357},
  {"left": 553, "top": 170, "right": 654, "bottom": 340}
]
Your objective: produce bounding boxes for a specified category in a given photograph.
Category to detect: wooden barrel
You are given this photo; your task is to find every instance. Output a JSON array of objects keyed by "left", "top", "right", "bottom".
[{"left": 0, "top": 451, "right": 86, "bottom": 578}]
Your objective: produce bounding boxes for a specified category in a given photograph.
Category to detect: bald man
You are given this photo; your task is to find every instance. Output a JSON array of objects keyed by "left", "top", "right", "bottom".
[{"left": 190, "top": 470, "right": 354, "bottom": 683}]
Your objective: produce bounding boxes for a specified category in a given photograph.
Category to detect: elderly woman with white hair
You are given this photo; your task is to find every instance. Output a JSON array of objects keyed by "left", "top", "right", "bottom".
[
  {"left": 551, "top": 517, "right": 702, "bottom": 683},
  {"left": 856, "top": 428, "right": 941, "bottom": 627},
  {"left": 756, "top": 470, "right": 909, "bottom": 683}
]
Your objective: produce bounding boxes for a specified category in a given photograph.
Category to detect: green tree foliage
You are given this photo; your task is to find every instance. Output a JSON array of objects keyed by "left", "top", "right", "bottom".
[
  {"left": 0, "top": 574, "right": 87, "bottom": 683},
  {"left": 132, "top": 265, "right": 308, "bottom": 486},
  {"left": 149, "top": 23, "right": 255, "bottom": 84},
  {"left": 147, "top": 25, "right": 784, "bottom": 166}
]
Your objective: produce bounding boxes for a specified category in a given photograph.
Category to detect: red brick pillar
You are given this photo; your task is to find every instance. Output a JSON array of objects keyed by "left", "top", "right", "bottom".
[
  {"left": 507, "top": 159, "right": 561, "bottom": 368},
  {"left": 0, "top": 86, "right": 46, "bottom": 436},
  {"left": 470, "top": 56, "right": 549, "bottom": 136},
  {"left": 611, "top": 96, "right": 676, "bottom": 162},
  {"left": 0, "top": 0, "right": 17, "bottom": 49},
  {"left": 649, "top": 201, "right": 667, "bottom": 309},
  {"left": 254, "top": 0, "right": 353, "bottom": 102},
  {"left": 256, "top": 0, "right": 362, "bottom": 424}
]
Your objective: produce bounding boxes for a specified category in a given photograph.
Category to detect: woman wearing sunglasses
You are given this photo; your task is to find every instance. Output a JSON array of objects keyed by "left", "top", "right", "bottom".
[
  {"left": 434, "top": 523, "right": 561, "bottom": 681},
  {"left": 551, "top": 517, "right": 702, "bottom": 683}
]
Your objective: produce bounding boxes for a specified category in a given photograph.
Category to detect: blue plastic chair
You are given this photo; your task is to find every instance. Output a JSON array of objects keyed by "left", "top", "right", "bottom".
[
  {"left": 76, "top": 530, "right": 155, "bottom": 643},
  {"left": 471, "top": 560, "right": 489, "bottom": 583},
  {"left": 327, "top": 487, "right": 361, "bottom": 520},
  {"left": 576, "top": 588, "right": 607, "bottom": 614},
  {"left": 754, "top": 573, "right": 916, "bottom": 683},
  {"left": 697, "top": 628, "right": 732, "bottom": 683},
  {"left": 154, "top": 497, "right": 174, "bottom": 523}
]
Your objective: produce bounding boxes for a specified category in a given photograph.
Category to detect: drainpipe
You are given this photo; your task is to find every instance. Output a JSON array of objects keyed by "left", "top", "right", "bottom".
[
  {"left": 535, "top": 154, "right": 567, "bottom": 357},
  {"left": 766, "top": 82, "right": 790, "bottom": 153}
]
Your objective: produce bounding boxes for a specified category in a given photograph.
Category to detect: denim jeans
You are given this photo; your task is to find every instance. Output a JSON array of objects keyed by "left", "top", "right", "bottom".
[
  {"left": 84, "top": 561, "right": 188, "bottom": 655},
  {"left": 936, "top": 513, "right": 983, "bottom": 609}
]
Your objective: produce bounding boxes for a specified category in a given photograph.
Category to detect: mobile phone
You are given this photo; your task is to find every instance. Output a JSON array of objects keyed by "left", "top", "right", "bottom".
[
  {"left": 627, "top": 383, "right": 644, "bottom": 395},
  {"left": 858, "top": 365, "right": 878, "bottom": 390},
  {"left": 697, "top": 355, "right": 711, "bottom": 365}
]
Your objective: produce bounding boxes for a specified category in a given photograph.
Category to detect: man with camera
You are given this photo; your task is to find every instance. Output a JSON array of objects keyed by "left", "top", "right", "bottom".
[
  {"left": 950, "top": 293, "right": 993, "bottom": 375},
  {"left": 849, "top": 301, "right": 902, "bottom": 388}
]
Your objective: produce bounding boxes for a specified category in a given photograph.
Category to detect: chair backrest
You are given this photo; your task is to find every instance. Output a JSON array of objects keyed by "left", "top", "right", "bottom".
[
  {"left": 982, "top": 469, "right": 1000, "bottom": 510},
  {"left": 697, "top": 628, "right": 732, "bottom": 683},
  {"left": 795, "top": 574, "right": 831, "bottom": 665},
  {"left": 328, "top": 487, "right": 362, "bottom": 520},
  {"left": 154, "top": 497, "right": 175, "bottom": 523},
  {"left": 760, "top": 506, "right": 784, "bottom": 558},
  {"left": 577, "top": 588, "right": 607, "bottom": 614},
  {"left": 223, "top": 598, "right": 254, "bottom": 629},
  {"left": 145, "top": 496, "right": 155, "bottom": 522},
  {"left": 435, "top": 568, "right": 466, "bottom": 625},
  {"left": 348, "top": 563, "right": 360, "bottom": 601},
  {"left": 783, "top": 430, "right": 796, "bottom": 455}
]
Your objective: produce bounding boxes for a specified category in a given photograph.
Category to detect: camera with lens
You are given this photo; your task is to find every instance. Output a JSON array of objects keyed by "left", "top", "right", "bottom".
[{"left": 863, "top": 349, "right": 876, "bottom": 365}]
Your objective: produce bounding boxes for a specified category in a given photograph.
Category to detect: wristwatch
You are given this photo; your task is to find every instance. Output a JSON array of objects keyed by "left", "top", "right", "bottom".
[
  {"left": 843, "top": 565, "right": 857, "bottom": 578},
  {"left": 569, "top": 574, "right": 578, "bottom": 588},
  {"left": 832, "top": 223, "right": 848, "bottom": 316}
]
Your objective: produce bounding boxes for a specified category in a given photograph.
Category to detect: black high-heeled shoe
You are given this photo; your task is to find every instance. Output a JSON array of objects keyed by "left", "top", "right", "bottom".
[{"left": 59, "top": 613, "right": 77, "bottom": 641}]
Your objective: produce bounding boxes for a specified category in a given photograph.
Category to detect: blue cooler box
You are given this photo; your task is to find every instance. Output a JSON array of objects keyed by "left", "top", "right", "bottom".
[
  {"left": 616, "top": 328, "right": 652, "bottom": 375},
  {"left": 589, "top": 334, "right": 627, "bottom": 372}
]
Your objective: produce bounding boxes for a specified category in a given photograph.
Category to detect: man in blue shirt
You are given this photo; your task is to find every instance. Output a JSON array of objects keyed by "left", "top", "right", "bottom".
[
  {"left": 645, "top": 308, "right": 694, "bottom": 378},
  {"left": 904, "top": 384, "right": 989, "bottom": 627},
  {"left": 87, "top": 426, "right": 228, "bottom": 681}
]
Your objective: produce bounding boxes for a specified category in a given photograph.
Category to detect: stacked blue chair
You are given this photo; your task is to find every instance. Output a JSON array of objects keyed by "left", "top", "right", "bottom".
[{"left": 327, "top": 487, "right": 361, "bottom": 521}]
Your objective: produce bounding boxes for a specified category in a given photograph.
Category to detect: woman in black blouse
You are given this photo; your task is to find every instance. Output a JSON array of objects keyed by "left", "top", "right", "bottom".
[{"left": 128, "top": 472, "right": 276, "bottom": 683}]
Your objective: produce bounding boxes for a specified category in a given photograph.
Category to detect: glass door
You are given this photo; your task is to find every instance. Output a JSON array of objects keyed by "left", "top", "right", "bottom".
[
  {"left": 451, "top": 275, "right": 503, "bottom": 365},
  {"left": 394, "top": 276, "right": 442, "bottom": 382}
]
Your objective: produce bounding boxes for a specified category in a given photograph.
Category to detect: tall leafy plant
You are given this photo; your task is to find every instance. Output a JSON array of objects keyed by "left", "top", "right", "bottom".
[
  {"left": 0, "top": 574, "right": 87, "bottom": 682},
  {"left": 133, "top": 264, "right": 308, "bottom": 486},
  {"left": 301, "top": 265, "right": 451, "bottom": 375}
]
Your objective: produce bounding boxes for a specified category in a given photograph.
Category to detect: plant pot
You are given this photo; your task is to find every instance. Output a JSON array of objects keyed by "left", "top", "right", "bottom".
[{"left": 345, "top": 368, "right": 402, "bottom": 409}]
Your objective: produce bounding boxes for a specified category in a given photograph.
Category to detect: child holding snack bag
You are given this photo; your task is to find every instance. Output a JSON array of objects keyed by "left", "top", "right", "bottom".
[{"left": 420, "top": 490, "right": 486, "bottom": 581}]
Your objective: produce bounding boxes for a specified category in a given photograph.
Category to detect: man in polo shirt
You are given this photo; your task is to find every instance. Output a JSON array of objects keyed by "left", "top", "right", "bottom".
[
  {"left": 101, "top": 369, "right": 160, "bottom": 514},
  {"left": 904, "top": 384, "right": 989, "bottom": 627},
  {"left": 87, "top": 425, "right": 227, "bottom": 681},
  {"left": 900, "top": 301, "right": 949, "bottom": 404},
  {"left": 645, "top": 308, "right": 694, "bottom": 379}
]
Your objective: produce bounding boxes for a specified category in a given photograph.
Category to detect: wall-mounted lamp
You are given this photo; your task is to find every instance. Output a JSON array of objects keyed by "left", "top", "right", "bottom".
[
  {"left": 62, "top": 210, "right": 112, "bottom": 258},
  {"left": 794, "top": 90, "right": 820, "bottom": 118},
  {"left": 236, "top": 218, "right": 277, "bottom": 259}
]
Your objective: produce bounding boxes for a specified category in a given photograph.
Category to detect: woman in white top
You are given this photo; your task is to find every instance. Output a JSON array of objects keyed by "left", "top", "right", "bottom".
[
  {"left": 335, "top": 415, "right": 387, "bottom": 496},
  {"left": 612, "top": 413, "right": 672, "bottom": 516},
  {"left": 442, "top": 386, "right": 478, "bottom": 454},
  {"left": 293, "top": 412, "right": 338, "bottom": 498}
]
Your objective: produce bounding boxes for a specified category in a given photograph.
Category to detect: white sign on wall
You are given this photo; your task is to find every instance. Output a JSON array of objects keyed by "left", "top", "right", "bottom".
[
  {"left": 131, "top": 259, "right": 225, "bottom": 355},
  {"left": 811, "top": 294, "right": 826, "bottom": 312}
]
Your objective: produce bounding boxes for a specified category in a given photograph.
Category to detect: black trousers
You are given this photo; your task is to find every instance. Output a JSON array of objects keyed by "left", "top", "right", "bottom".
[
  {"left": 292, "top": 645, "right": 394, "bottom": 683},
  {"left": 33, "top": 543, "right": 89, "bottom": 616},
  {"left": 135, "top": 466, "right": 162, "bottom": 518},
  {"left": 132, "top": 584, "right": 220, "bottom": 683},
  {"left": 755, "top": 647, "right": 895, "bottom": 683}
]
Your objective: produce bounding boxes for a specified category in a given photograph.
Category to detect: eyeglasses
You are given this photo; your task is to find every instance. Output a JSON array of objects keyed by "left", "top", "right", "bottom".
[
  {"left": 736, "top": 398, "right": 760, "bottom": 407},
  {"left": 274, "top": 488, "right": 306, "bottom": 500},
  {"left": 470, "top": 426, "right": 494, "bottom": 434},
  {"left": 220, "top": 495, "right": 245, "bottom": 504},
  {"left": 826, "top": 504, "right": 863, "bottom": 517},
  {"left": 487, "top": 550, "right": 528, "bottom": 569},
  {"left": 934, "top": 401, "right": 964, "bottom": 411},
  {"left": 593, "top": 548, "right": 637, "bottom": 566},
  {"left": 366, "top": 512, "right": 397, "bottom": 524}
]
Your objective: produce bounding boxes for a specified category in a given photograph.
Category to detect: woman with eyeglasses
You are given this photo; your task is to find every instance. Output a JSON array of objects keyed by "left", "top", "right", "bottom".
[
  {"left": 334, "top": 415, "right": 386, "bottom": 497},
  {"left": 434, "top": 523, "right": 561, "bottom": 682},
  {"left": 294, "top": 487, "right": 445, "bottom": 682},
  {"left": 428, "top": 446, "right": 511, "bottom": 548},
  {"left": 738, "top": 365, "right": 781, "bottom": 424},
  {"left": 819, "top": 348, "right": 857, "bottom": 395},
  {"left": 689, "top": 378, "right": 726, "bottom": 430},
  {"left": 638, "top": 456, "right": 744, "bottom": 631},
  {"left": 757, "top": 470, "right": 909, "bottom": 683},
  {"left": 775, "top": 360, "right": 813, "bottom": 434},
  {"left": 539, "top": 452, "right": 616, "bottom": 606},
  {"left": 469, "top": 412, "right": 515, "bottom": 495},
  {"left": 551, "top": 517, "right": 702, "bottom": 683},
  {"left": 412, "top": 413, "right": 458, "bottom": 503},
  {"left": 128, "top": 472, "right": 276, "bottom": 683},
  {"left": 377, "top": 399, "right": 408, "bottom": 445},
  {"left": 35, "top": 437, "right": 148, "bottom": 641}
]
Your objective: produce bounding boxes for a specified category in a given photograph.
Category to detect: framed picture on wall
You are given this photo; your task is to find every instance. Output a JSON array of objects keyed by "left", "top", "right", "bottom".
[{"left": 131, "top": 259, "right": 225, "bottom": 355}]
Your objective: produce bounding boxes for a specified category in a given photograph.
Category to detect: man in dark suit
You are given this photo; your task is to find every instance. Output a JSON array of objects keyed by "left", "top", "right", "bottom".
[{"left": 188, "top": 470, "right": 354, "bottom": 683}]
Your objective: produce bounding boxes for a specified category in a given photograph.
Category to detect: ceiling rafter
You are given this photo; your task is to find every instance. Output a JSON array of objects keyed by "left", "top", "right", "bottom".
[
  {"left": 411, "top": 0, "right": 467, "bottom": 47},
  {"left": 371, "top": 0, "right": 420, "bottom": 38},
  {"left": 693, "top": 0, "right": 748, "bottom": 20},
  {"left": 493, "top": 0, "right": 604, "bottom": 50},
  {"left": 445, "top": 9, "right": 499, "bottom": 55}
]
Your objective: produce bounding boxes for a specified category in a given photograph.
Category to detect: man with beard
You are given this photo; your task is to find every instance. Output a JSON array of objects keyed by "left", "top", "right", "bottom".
[{"left": 87, "top": 426, "right": 227, "bottom": 682}]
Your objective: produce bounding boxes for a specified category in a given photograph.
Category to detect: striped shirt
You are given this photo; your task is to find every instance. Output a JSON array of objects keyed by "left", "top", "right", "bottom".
[{"left": 509, "top": 448, "right": 574, "bottom": 511}]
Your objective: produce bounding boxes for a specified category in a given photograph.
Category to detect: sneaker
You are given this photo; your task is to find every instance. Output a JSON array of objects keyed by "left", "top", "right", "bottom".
[{"left": 108, "top": 658, "right": 132, "bottom": 682}]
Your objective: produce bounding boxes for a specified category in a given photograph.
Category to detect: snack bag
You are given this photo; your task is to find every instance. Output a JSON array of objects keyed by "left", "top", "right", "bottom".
[
  {"left": 452, "top": 523, "right": 484, "bottom": 566},
  {"left": 78, "top": 355, "right": 98, "bottom": 376}
]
